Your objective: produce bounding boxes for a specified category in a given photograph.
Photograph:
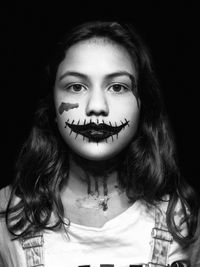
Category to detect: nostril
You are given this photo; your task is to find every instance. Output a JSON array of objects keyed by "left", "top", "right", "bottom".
[{"left": 87, "top": 109, "right": 108, "bottom": 117}]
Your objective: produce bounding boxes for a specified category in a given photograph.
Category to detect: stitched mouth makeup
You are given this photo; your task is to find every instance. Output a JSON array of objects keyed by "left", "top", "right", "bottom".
[{"left": 65, "top": 119, "right": 130, "bottom": 142}]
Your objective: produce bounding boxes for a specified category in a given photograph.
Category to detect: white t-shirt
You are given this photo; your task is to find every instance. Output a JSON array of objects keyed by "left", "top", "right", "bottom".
[{"left": 0, "top": 186, "right": 188, "bottom": 267}]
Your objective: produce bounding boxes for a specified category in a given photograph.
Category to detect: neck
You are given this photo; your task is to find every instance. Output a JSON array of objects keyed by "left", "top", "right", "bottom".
[
  {"left": 69, "top": 152, "right": 125, "bottom": 194},
  {"left": 62, "top": 151, "right": 126, "bottom": 211},
  {"left": 69, "top": 149, "right": 126, "bottom": 177}
]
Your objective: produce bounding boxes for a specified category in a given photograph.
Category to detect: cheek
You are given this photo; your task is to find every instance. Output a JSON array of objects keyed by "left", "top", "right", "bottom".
[
  {"left": 110, "top": 96, "right": 140, "bottom": 121},
  {"left": 130, "top": 104, "right": 140, "bottom": 131},
  {"left": 55, "top": 95, "right": 82, "bottom": 119},
  {"left": 120, "top": 99, "right": 140, "bottom": 139},
  {"left": 129, "top": 105, "right": 140, "bottom": 123},
  {"left": 58, "top": 102, "right": 79, "bottom": 115},
  {"left": 56, "top": 109, "right": 81, "bottom": 129},
  {"left": 129, "top": 112, "right": 140, "bottom": 138}
]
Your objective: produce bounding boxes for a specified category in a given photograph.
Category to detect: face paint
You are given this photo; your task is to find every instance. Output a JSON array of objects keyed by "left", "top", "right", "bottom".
[
  {"left": 54, "top": 40, "right": 140, "bottom": 161},
  {"left": 75, "top": 173, "right": 110, "bottom": 211},
  {"left": 75, "top": 194, "right": 110, "bottom": 211},
  {"left": 58, "top": 102, "right": 79, "bottom": 115},
  {"left": 65, "top": 118, "right": 130, "bottom": 142}
]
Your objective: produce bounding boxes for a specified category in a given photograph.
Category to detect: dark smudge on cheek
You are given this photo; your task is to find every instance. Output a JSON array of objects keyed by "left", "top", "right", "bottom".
[{"left": 58, "top": 102, "right": 79, "bottom": 115}]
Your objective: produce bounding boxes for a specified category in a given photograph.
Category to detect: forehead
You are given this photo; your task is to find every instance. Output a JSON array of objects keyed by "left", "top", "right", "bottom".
[{"left": 56, "top": 38, "right": 137, "bottom": 79}]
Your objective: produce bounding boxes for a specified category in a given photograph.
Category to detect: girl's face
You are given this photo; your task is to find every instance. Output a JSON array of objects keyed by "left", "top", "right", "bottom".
[{"left": 54, "top": 39, "right": 140, "bottom": 161}]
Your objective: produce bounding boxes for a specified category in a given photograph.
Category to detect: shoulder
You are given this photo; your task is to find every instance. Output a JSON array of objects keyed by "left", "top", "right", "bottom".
[
  {"left": 189, "top": 208, "right": 200, "bottom": 266},
  {"left": 0, "top": 185, "right": 12, "bottom": 211},
  {"left": 156, "top": 197, "right": 189, "bottom": 263},
  {"left": 0, "top": 186, "right": 12, "bottom": 248},
  {"left": 158, "top": 196, "right": 188, "bottom": 228},
  {"left": 0, "top": 186, "right": 26, "bottom": 266},
  {"left": 0, "top": 186, "right": 12, "bottom": 234}
]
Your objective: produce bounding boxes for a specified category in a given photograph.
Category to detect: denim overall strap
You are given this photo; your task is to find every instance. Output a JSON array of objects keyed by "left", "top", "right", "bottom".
[
  {"left": 21, "top": 233, "right": 44, "bottom": 267},
  {"left": 148, "top": 206, "right": 173, "bottom": 267}
]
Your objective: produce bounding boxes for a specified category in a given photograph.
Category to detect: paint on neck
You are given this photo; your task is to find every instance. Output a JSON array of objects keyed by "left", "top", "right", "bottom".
[
  {"left": 58, "top": 102, "right": 79, "bottom": 115},
  {"left": 75, "top": 174, "right": 110, "bottom": 211}
]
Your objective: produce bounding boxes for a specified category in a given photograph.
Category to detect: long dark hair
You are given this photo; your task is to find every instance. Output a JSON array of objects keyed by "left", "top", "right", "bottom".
[{"left": 1, "top": 21, "right": 198, "bottom": 246}]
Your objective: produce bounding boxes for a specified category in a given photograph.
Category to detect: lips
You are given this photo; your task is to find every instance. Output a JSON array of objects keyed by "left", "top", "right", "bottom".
[
  {"left": 65, "top": 121, "right": 129, "bottom": 141},
  {"left": 80, "top": 129, "right": 114, "bottom": 141}
]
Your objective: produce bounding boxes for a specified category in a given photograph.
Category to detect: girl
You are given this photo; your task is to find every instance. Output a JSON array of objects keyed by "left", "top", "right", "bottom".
[{"left": 0, "top": 21, "right": 198, "bottom": 267}]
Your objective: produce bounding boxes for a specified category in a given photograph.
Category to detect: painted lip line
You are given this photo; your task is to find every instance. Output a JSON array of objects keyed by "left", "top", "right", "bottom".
[
  {"left": 79, "top": 129, "right": 114, "bottom": 141},
  {"left": 65, "top": 121, "right": 129, "bottom": 141}
]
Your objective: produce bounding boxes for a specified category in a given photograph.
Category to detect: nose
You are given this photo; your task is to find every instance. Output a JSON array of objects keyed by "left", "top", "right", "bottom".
[{"left": 86, "top": 88, "right": 109, "bottom": 117}]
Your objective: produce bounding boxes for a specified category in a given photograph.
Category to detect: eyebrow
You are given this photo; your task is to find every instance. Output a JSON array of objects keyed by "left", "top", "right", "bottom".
[{"left": 59, "top": 71, "right": 136, "bottom": 85}]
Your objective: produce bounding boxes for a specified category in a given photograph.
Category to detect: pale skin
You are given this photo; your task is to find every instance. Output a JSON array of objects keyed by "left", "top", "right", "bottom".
[{"left": 54, "top": 38, "right": 140, "bottom": 227}]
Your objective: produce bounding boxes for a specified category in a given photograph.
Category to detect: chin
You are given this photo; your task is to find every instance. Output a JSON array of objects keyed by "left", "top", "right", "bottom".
[
  {"left": 77, "top": 152, "right": 115, "bottom": 162},
  {"left": 63, "top": 132, "right": 134, "bottom": 162},
  {"left": 72, "top": 145, "right": 126, "bottom": 162}
]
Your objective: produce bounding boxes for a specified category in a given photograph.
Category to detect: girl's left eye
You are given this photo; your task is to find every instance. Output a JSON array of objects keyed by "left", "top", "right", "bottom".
[{"left": 108, "top": 84, "right": 129, "bottom": 93}]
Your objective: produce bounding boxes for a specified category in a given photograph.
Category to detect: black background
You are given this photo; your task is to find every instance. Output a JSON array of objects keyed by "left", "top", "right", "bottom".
[{"left": 0, "top": 1, "right": 199, "bottom": 192}]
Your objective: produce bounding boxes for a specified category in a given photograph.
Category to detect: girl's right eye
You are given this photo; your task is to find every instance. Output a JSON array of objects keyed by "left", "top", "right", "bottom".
[{"left": 65, "top": 83, "right": 87, "bottom": 92}]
